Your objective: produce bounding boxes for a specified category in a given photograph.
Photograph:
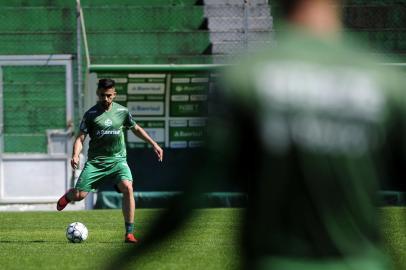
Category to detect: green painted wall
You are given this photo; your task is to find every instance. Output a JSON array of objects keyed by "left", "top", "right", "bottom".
[
  {"left": 3, "top": 66, "right": 66, "bottom": 153},
  {"left": 83, "top": 7, "right": 205, "bottom": 31},
  {"left": 0, "top": 1, "right": 209, "bottom": 64},
  {"left": 0, "top": 1, "right": 210, "bottom": 154},
  {"left": 0, "top": 0, "right": 199, "bottom": 7}
]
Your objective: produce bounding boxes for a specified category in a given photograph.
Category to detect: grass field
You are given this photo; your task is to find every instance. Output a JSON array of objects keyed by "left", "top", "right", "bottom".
[
  {"left": 0, "top": 207, "right": 405, "bottom": 270},
  {"left": 0, "top": 208, "right": 242, "bottom": 270}
]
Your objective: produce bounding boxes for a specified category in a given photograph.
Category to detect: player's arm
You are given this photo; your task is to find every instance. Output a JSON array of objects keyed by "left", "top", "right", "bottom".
[
  {"left": 130, "top": 124, "right": 163, "bottom": 162},
  {"left": 71, "top": 131, "right": 87, "bottom": 169}
]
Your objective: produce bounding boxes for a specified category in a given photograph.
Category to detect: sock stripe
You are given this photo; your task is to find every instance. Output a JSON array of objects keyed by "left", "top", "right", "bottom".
[{"left": 125, "top": 222, "right": 135, "bottom": 234}]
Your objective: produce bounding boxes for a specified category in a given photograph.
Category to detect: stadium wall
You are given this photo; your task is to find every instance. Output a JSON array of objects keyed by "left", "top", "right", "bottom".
[{"left": 0, "top": 0, "right": 405, "bottom": 209}]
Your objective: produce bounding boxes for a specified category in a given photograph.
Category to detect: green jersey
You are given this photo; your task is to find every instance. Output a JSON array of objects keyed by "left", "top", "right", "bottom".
[
  {"left": 102, "top": 29, "right": 405, "bottom": 270},
  {"left": 80, "top": 102, "right": 136, "bottom": 161},
  {"left": 218, "top": 29, "right": 406, "bottom": 270}
]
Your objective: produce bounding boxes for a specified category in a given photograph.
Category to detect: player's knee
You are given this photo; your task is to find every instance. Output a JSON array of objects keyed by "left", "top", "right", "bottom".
[
  {"left": 72, "top": 190, "right": 87, "bottom": 201},
  {"left": 120, "top": 182, "right": 133, "bottom": 195}
]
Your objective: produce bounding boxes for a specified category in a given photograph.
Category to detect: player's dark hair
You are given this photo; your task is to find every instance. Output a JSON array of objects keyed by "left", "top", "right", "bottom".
[
  {"left": 273, "top": 0, "right": 302, "bottom": 18},
  {"left": 97, "top": 78, "right": 115, "bottom": 90}
]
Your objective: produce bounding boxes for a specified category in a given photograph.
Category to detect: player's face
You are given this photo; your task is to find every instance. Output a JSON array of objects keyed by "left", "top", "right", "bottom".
[{"left": 98, "top": 87, "right": 116, "bottom": 108}]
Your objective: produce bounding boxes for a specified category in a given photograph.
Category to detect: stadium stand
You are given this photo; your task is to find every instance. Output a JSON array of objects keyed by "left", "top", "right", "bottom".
[
  {"left": 0, "top": 0, "right": 404, "bottom": 208},
  {"left": 204, "top": 0, "right": 273, "bottom": 62},
  {"left": 344, "top": 2, "right": 406, "bottom": 60},
  {"left": 0, "top": 1, "right": 403, "bottom": 62},
  {"left": 82, "top": 1, "right": 211, "bottom": 64},
  {"left": 0, "top": 0, "right": 210, "bottom": 64},
  {"left": 0, "top": 0, "right": 211, "bottom": 156}
]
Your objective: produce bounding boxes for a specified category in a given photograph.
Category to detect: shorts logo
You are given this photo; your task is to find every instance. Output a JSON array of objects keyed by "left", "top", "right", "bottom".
[{"left": 104, "top": 119, "right": 113, "bottom": 127}]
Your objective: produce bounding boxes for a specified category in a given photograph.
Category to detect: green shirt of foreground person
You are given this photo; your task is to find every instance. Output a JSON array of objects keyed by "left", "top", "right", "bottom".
[{"left": 107, "top": 0, "right": 405, "bottom": 269}]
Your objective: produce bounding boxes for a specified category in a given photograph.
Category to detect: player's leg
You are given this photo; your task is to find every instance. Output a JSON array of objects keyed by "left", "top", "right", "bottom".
[
  {"left": 56, "top": 161, "right": 97, "bottom": 211},
  {"left": 69, "top": 189, "right": 89, "bottom": 201},
  {"left": 118, "top": 180, "right": 134, "bottom": 224},
  {"left": 57, "top": 189, "right": 88, "bottom": 211},
  {"left": 57, "top": 188, "right": 74, "bottom": 211},
  {"left": 112, "top": 160, "right": 137, "bottom": 243},
  {"left": 117, "top": 180, "right": 137, "bottom": 243}
]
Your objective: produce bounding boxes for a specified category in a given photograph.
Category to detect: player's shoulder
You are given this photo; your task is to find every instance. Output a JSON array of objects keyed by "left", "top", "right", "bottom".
[
  {"left": 113, "top": 102, "right": 129, "bottom": 113},
  {"left": 83, "top": 104, "right": 100, "bottom": 117}
]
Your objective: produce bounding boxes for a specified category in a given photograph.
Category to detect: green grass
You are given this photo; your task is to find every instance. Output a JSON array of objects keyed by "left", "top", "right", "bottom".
[
  {"left": 0, "top": 208, "right": 242, "bottom": 270},
  {"left": 380, "top": 207, "right": 406, "bottom": 269},
  {"left": 1, "top": 207, "right": 406, "bottom": 270}
]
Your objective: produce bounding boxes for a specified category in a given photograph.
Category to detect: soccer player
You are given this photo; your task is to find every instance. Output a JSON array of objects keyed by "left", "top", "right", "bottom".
[
  {"left": 109, "top": 0, "right": 406, "bottom": 269},
  {"left": 56, "top": 78, "right": 163, "bottom": 244},
  {"left": 216, "top": 0, "right": 405, "bottom": 269}
]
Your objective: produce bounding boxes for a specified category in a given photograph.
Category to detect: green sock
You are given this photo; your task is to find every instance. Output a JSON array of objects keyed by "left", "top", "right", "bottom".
[{"left": 125, "top": 222, "right": 134, "bottom": 234}]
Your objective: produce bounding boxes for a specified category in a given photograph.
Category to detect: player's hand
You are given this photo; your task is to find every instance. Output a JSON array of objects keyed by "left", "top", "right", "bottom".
[
  {"left": 71, "top": 156, "right": 80, "bottom": 169},
  {"left": 153, "top": 143, "right": 163, "bottom": 162}
]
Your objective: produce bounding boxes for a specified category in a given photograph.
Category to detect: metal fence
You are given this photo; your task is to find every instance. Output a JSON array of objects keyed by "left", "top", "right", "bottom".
[
  {"left": 342, "top": 2, "right": 406, "bottom": 59},
  {"left": 76, "top": 0, "right": 273, "bottom": 65},
  {"left": 0, "top": 1, "right": 404, "bottom": 65},
  {"left": 0, "top": 0, "right": 405, "bottom": 153},
  {"left": 203, "top": 0, "right": 273, "bottom": 63},
  {"left": 0, "top": 58, "right": 73, "bottom": 154}
]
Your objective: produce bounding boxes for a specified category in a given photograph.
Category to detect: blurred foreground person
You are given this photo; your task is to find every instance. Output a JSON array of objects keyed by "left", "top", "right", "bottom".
[{"left": 109, "top": 0, "right": 404, "bottom": 269}]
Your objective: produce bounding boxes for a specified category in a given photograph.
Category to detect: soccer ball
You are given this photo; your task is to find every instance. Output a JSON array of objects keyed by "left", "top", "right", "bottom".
[{"left": 66, "top": 222, "right": 88, "bottom": 243}]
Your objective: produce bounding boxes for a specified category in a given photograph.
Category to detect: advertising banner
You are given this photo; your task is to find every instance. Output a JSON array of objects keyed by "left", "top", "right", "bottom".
[{"left": 96, "top": 71, "right": 212, "bottom": 148}]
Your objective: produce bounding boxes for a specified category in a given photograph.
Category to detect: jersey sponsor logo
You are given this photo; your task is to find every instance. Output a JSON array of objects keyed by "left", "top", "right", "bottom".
[
  {"left": 104, "top": 119, "right": 113, "bottom": 127},
  {"left": 256, "top": 62, "right": 385, "bottom": 155},
  {"left": 117, "top": 108, "right": 127, "bottom": 111},
  {"left": 88, "top": 110, "right": 97, "bottom": 114},
  {"left": 96, "top": 129, "right": 121, "bottom": 137},
  {"left": 256, "top": 62, "right": 384, "bottom": 122}
]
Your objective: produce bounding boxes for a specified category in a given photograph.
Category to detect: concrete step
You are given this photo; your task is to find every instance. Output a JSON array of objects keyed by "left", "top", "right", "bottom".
[
  {"left": 208, "top": 16, "right": 272, "bottom": 31},
  {"left": 211, "top": 54, "right": 233, "bottom": 64},
  {"left": 212, "top": 40, "right": 274, "bottom": 54},
  {"left": 204, "top": 0, "right": 268, "bottom": 5},
  {"left": 204, "top": 4, "right": 271, "bottom": 17},
  {"left": 209, "top": 30, "right": 272, "bottom": 42}
]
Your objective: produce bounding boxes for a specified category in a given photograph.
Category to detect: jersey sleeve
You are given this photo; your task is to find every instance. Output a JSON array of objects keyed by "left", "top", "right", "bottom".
[
  {"left": 79, "top": 114, "right": 89, "bottom": 134},
  {"left": 124, "top": 111, "right": 136, "bottom": 129}
]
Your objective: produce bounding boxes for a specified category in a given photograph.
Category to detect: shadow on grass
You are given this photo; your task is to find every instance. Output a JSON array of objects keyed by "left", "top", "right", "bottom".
[
  {"left": 0, "top": 240, "right": 51, "bottom": 243},
  {"left": 98, "top": 241, "right": 133, "bottom": 245}
]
